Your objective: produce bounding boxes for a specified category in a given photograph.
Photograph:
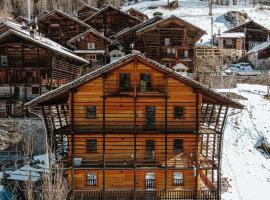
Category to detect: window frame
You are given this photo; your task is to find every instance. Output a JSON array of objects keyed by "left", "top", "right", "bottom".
[
  {"left": 119, "top": 73, "right": 131, "bottom": 92},
  {"left": 86, "top": 172, "right": 97, "bottom": 186},
  {"left": 140, "top": 73, "right": 151, "bottom": 92},
  {"left": 85, "top": 105, "right": 97, "bottom": 119},
  {"left": 86, "top": 139, "right": 97, "bottom": 153},
  {"left": 87, "top": 42, "right": 96, "bottom": 50},
  {"left": 0, "top": 55, "right": 8, "bottom": 67}
]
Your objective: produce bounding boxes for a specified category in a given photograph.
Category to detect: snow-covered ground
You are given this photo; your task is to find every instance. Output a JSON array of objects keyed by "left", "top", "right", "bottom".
[
  {"left": 122, "top": 0, "right": 270, "bottom": 45},
  {"left": 218, "top": 84, "right": 270, "bottom": 200}
]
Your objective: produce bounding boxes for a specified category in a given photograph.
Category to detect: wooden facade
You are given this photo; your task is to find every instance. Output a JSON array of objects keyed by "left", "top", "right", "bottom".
[
  {"left": 0, "top": 21, "right": 88, "bottom": 117},
  {"left": 127, "top": 8, "right": 149, "bottom": 22},
  {"left": 84, "top": 5, "right": 142, "bottom": 37},
  {"left": 27, "top": 52, "right": 243, "bottom": 200},
  {"left": 76, "top": 4, "right": 99, "bottom": 21},
  {"left": 225, "top": 20, "right": 270, "bottom": 50},
  {"left": 68, "top": 29, "right": 112, "bottom": 71},
  {"left": 117, "top": 16, "right": 205, "bottom": 72},
  {"left": 28, "top": 9, "right": 91, "bottom": 47}
]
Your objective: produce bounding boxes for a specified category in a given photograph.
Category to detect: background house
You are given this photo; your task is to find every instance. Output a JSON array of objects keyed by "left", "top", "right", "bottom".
[{"left": 247, "top": 41, "right": 270, "bottom": 70}]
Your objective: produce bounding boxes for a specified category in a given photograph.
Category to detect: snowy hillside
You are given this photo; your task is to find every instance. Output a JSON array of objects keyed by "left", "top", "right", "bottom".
[
  {"left": 122, "top": 0, "right": 270, "bottom": 45},
  {"left": 218, "top": 84, "right": 270, "bottom": 200}
]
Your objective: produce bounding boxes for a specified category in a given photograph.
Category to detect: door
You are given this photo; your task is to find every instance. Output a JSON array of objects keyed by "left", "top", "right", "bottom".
[
  {"left": 14, "top": 87, "right": 20, "bottom": 100},
  {"left": 145, "top": 106, "right": 155, "bottom": 129},
  {"left": 145, "top": 140, "right": 155, "bottom": 161}
]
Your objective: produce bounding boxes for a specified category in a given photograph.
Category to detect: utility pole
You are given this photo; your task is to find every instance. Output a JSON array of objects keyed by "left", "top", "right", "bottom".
[
  {"left": 211, "top": 16, "right": 214, "bottom": 46},
  {"left": 27, "top": 0, "right": 31, "bottom": 21},
  {"left": 209, "top": 0, "right": 213, "bottom": 15}
]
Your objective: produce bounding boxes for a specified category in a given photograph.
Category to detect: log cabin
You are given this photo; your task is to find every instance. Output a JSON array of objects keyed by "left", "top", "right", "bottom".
[
  {"left": 0, "top": 20, "right": 89, "bottom": 117},
  {"left": 83, "top": 5, "right": 142, "bottom": 38},
  {"left": 118, "top": 15, "right": 206, "bottom": 72},
  {"left": 126, "top": 8, "right": 149, "bottom": 22},
  {"left": 67, "top": 28, "right": 112, "bottom": 70},
  {"left": 26, "top": 51, "right": 243, "bottom": 200},
  {"left": 225, "top": 20, "right": 270, "bottom": 51},
  {"left": 76, "top": 4, "right": 99, "bottom": 21},
  {"left": 27, "top": 9, "right": 91, "bottom": 47}
]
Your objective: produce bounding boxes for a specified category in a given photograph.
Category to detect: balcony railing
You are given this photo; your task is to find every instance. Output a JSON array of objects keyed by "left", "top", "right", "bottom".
[{"left": 145, "top": 179, "right": 155, "bottom": 190}]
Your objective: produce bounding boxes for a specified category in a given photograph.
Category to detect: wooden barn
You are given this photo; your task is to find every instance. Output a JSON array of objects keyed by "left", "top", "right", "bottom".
[
  {"left": 68, "top": 28, "right": 112, "bottom": 70},
  {"left": 27, "top": 9, "right": 91, "bottom": 47},
  {"left": 225, "top": 20, "right": 270, "bottom": 51},
  {"left": 117, "top": 16, "right": 205, "bottom": 72},
  {"left": 127, "top": 8, "right": 149, "bottom": 22},
  {"left": 0, "top": 20, "right": 89, "bottom": 117},
  {"left": 247, "top": 41, "right": 270, "bottom": 70},
  {"left": 83, "top": 5, "right": 142, "bottom": 37},
  {"left": 76, "top": 4, "right": 99, "bottom": 21},
  {"left": 26, "top": 51, "right": 243, "bottom": 200}
]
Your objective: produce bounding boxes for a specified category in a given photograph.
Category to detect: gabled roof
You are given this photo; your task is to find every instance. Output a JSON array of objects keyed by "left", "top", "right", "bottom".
[
  {"left": 26, "top": 51, "right": 243, "bottom": 109},
  {"left": 28, "top": 9, "right": 91, "bottom": 29},
  {"left": 84, "top": 5, "right": 142, "bottom": 23},
  {"left": 116, "top": 16, "right": 162, "bottom": 38},
  {"left": 127, "top": 7, "right": 149, "bottom": 19},
  {"left": 68, "top": 28, "right": 112, "bottom": 46},
  {"left": 225, "top": 20, "right": 270, "bottom": 33},
  {"left": 136, "top": 15, "right": 206, "bottom": 38},
  {"left": 247, "top": 41, "right": 270, "bottom": 54},
  {"left": 0, "top": 21, "right": 89, "bottom": 64},
  {"left": 76, "top": 3, "right": 99, "bottom": 13}
]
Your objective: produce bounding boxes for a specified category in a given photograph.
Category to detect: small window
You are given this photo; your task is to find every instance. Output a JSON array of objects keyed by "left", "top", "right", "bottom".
[
  {"left": 85, "top": 54, "right": 97, "bottom": 61},
  {"left": 172, "top": 48, "right": 176, "bottom": 54},
  {"left": 86, "top": 139, "right": 97, "bottom": 153},
  {"left": 145, "top": 173, "right": 155, "bottom": 190},
  {"left": 174, "top": 106, "right": 184, "bottom": 118},
  {"left": 173, "top": 139, "right": 183, "bottom": 154},
  {"left": 119, "top": 73, "right": 131, "bottom": 92},
  {"left": 1, "top": 55, "right": 8, "bottom": 67},
  {"left": 140, "top": 73, "right": 151, "bottom": 92},
  {"left": 85, "top": 106, "right": 96, "bottom": 119},
  {"left": 167, "top": 48, "right": 172, "bottom": 54},
  {"left": 87, "top": 43, "right": 96, "bottom": 50},
  {"left": 225, "top": 39, "right": 233, "bottom": 45},
  {"left": 173, "top": 172, "right": 183, "bottom": 186},
  {"left": 165, "top": 38, "right": 170, "bottom": 46},
  {"left": 87, "top": 172, "right": 97, "bottom": 186},
  {"left": 32, "top": 87, "right": 40, "bottom": 95}
]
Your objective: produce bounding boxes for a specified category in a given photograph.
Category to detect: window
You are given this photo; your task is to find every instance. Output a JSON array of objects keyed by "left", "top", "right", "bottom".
[
  {"left": 32, "top": 87, "right": 39, "bottom": 95},
  {"left": 140, "top": 73, "right": 151, "bottom": 92},
  {"left": 119, "top": 73, "right": 131, "bottom": 92},
  {"left": 85, "top": 54, "right": 97, "bottom": 61},
  {"left": 172, "top": 48, "right": 176, "bottom": 54},
  {"left": 145, "top": 140, "right": 155, "bottom": 160},
  {"left": 225, "top": 39, "right": 233, "bottom": 45},
  {"left": 145, "top": 106, "right": 156, "bottom": 130},
  {"left": 145, "top": 173, "right": 155, "bottom": 190},
  {"left": 86, "top": 139, "right": 97, "bottom": 153},
  {"left": 85, "top": 106, "right": 96, "bottom": 119},
  {"left": 174, "top": 106, "right": 184, "bottom": 118},
  {"left": 173, "top": 172, "right": 183, "bottom": 186},
  {"left": 1, "top": 55, "right": 8, "bottom": 67},
  {"left": 87, "top": 43, "right": 96, "bottom": 50},
  {"left": 167, "top": 48, "right": 172, "bottom": 54},
  {"left": 165, "top": 38, "right": 170, "bottom": 45},
  {"left": 87, "top": 172, "right": 97, "bottom": 186},
  {"left": 173, "top": 139, "right": 183, "bottom": 154}
]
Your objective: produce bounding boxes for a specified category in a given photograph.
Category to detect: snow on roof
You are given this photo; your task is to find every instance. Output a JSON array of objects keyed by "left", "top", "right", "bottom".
[
  {"left": 76, "top": 3, "right": 99, "bottom": 13},
  {"left": 173, "top": 63, "right": 189, "bottom": 70},
  {"left": 74, "top": 50, "right": 105, "bottom": 54},
  {"left": 0, "top": 21, "right": 89, "bottom": 64},
  {"left": 217, "top": 32, "right": 245, "bottom": 38},
  {"left": 247, "top": 41, "right": 270, "bottom": 54}
]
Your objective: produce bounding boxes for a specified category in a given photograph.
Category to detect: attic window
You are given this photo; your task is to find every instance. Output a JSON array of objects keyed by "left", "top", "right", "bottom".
[
  {"left": 165, "top": 38, "right": 170, "bottom": 46},
  {"left": 1, "top": 55, "right": 8, "bottom": 67},
  {"left": 87, "top": 43, "right": 96, "bottom": 50},
  {"left": 119, "top": 73, "right": 131, "bottom": 92}
]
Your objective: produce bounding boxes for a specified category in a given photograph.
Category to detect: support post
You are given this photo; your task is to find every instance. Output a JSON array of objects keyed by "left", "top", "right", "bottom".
[
  {"left": 164, "top": 75, "right": 168, "bottom": 198},
  {"left": 102, "top": 75, "right": 106, "bottom": 193},
  {"left": 70, "top": 90, "right": 75, "bottom": 192},
  {"left": 194, "top": 89, "right": 200, "bottom": 200}
]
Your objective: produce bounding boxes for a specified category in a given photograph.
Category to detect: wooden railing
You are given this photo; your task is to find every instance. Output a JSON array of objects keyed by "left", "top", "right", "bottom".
[{"left": 72, "top": 190, "right": 218, "bottom": 200}]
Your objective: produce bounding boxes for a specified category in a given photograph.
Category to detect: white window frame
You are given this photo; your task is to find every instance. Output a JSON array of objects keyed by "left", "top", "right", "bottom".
[
  {"left": 165, "top": 38, "right": 170, "bottom": 46},
  {"left": 87, "top": 43, "right": 96, "bottom": 50},
  {"left": 173, "top": 172, "right": 184, "bottom": 186},
  {"left": 87, "top": 172, "right": 97, "bottom": 186}
]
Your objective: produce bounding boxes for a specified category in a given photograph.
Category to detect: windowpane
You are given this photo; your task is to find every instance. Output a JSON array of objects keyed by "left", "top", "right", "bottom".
[
  {"left": 32, "top": 87, "right": 39, "bottom": 95},
  {"left": 140, "top": 73, "right": 151, "bottom": 92},
  {"left": 87, "top": 43, "right": 96, "bottom": 50},
  {"left": 173, "top": 172, "right": 183, "bottom": 186},
  {"left": 174, "top": 106, "right": 184, "bottom": 118},
  {"left": 119, "top": 73, "right": 131, "bottom": 92},
  {"left": 85, "top": 106, "right": 96, "bottom": 119},
  {"left": 87, "top": 173, "right": 97, "bottom": 186},
  {"left": 165, "top": 38, "right": 170, "bottom": 45},
  {"left": 174, "top": 139, "right": 183, "bottom": 154},
  {"left": 86, "top": 139, "right": 97, "bottom": 152},
  {"left": 1, "top": 55, "right": 8, "bottom": 67}
]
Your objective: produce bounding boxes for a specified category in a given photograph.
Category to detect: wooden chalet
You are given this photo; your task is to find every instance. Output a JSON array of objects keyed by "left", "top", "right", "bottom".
[
  {"left": 28, "top": 9, "right": 91, "bottom": 47},
  {"left": 0, "top": 21, "right": 89, "bottom": 117},
  {"left": 76, "top": 4, "right": 99, "bottom": 21},
  {"left": 225, "top": 20, "right": 270, "bottom": 51},
  {"left": 127, "top": 8, "right": 149, "bottom": 22},
  {"left": 68, "top": 28, "right": 112, "bottom": 70},
  {"left": 26, "top": 51, "right": 243, "bottom": 200},
  {"left": 118, "top": 15, "right": 205, "bottom": 72},
  {"left": 83, "top": 5, "right": 142, "bottom": 37},
  {"left": 247, "top": 41, "right": 270, "bottom": 70}
]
